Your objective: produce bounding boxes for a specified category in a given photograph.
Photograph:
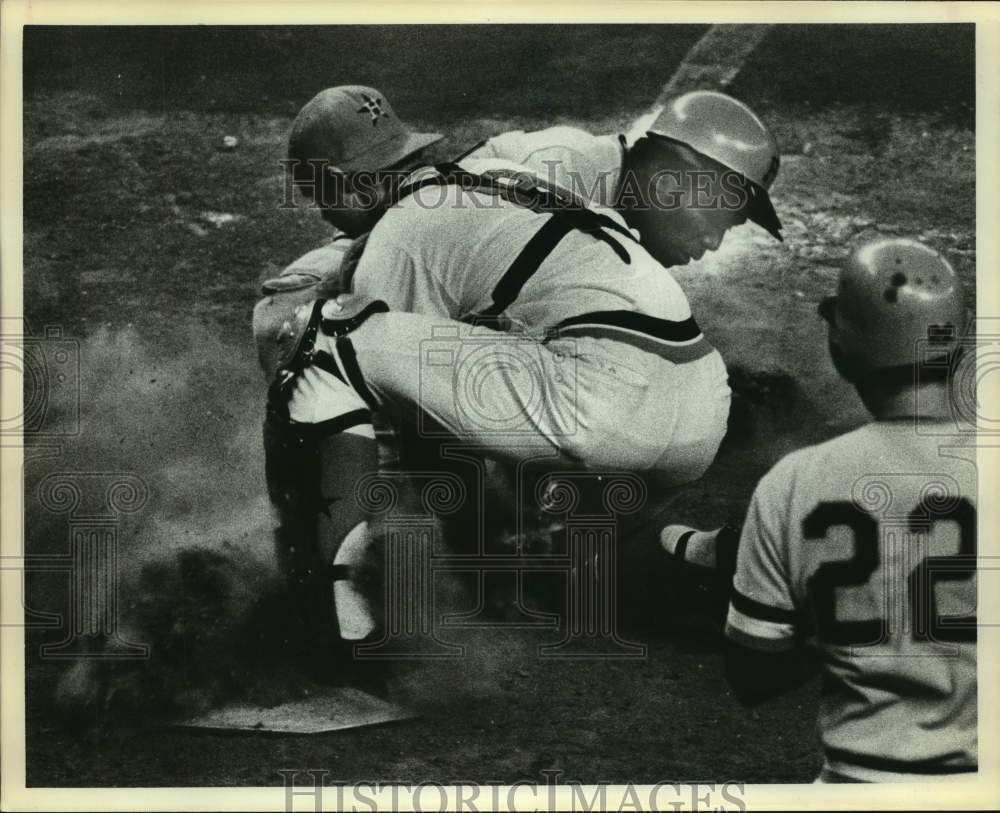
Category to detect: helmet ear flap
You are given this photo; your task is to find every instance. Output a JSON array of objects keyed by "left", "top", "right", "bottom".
[
  {"left": 827, "top": 336, "right": 859, "bottom": 384},
  {"left": 820, "top": 296, "right": 857, "bottom": 382}
]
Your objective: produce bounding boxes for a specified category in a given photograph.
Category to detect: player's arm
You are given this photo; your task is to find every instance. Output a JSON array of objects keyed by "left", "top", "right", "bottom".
[
  {"left": 462, "top": 133, "right": 510, "bottom": 161},
  {"left": 466, "top": 128, "right": 606, "bottom": 205},
  {"left": 724, "top": 468, "right": 820, "bottom": 705},
  {"left": 264, "top": 382, "right": 381, "bottom": 642},
  {"left": 260, "top": 293, "right": 390, "bottom": 643},
  {"left": 271, "top": 236, "right": 352, "bottom": 288},
  {"left": 351, "top": 210, "right": 465, "bottom": 318},
  {"left": 724, "top": 633, "right": 820, "bottom": 706}
]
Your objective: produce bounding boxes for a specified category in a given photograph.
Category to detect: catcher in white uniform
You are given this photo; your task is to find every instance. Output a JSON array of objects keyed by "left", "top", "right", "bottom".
[
  {"left": 255, "top": 86, "right": 734, "bottom": 646},
  {"left": 666, "top": 238, "right": 977, "bottom": 782}
]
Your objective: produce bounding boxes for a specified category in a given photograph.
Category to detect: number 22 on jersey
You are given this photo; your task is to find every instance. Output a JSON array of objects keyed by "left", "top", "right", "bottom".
[{"left": 803, "top": 497, "right": 976, "bottom": 648}]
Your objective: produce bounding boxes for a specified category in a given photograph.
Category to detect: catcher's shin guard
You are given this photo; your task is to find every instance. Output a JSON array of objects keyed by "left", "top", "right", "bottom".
[
  {"left": 263, "top": 411, "right": 333, "bottom": 636},
  {"left": 315, "top": 428, "right": 380, "bottom": 640},
  {"left": 261, "top": 294, "right": 387, "bottom": 641},
  {"left": 331, "top": 520, "right": 378, "bottom": 641},
  {"left": 265, "top": 412, "right": 384, "bottom": 643}
]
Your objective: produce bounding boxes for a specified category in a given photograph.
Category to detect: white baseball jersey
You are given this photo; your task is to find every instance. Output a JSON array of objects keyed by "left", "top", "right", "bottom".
[
  {"left": 287, "top": 159, "right": 730, "bottom": 481},
  {"left": 726, "top": 421, "right": 977, "bottom": 781},
  {"left": 350, "top": 159, "right": 688, "bottom": 329},
  {"left": 468, "top": 128, "right": 623, "bottom": 209}
]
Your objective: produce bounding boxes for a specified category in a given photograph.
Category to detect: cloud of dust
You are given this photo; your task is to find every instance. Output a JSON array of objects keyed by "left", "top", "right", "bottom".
[
  {"left": 26, "top": 321, "right": 273, "bottom": 567},
  {"left": 27, "top": 320, "right": 293, "bottom": 719},
  {"left": 32, "top": 320, "right": 535, "bottom": 723}
]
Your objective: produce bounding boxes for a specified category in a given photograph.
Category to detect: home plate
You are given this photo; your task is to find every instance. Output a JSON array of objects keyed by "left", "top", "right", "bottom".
[{"left": 174, "top": 688, "right": 418, "bottom": 735}]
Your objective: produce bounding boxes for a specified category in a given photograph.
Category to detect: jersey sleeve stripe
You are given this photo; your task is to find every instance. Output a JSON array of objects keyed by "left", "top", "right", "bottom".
[
  {"left": 554, "top": 309, "right": 702, "bottom": 343},
  {"left": 824, "top": 745, "right": 978, "bottom": 776},
  {"left": 724, "top": 622, "right": 796, "bottom": 653},
  {"left": 730, "top": 587, "right": 798, "bottom": 624}
]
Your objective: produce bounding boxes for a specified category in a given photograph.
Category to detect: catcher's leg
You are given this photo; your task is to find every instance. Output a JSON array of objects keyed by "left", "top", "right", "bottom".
[
  {"left": 267, "top": 428, "right": 382, "bottom": 646},
  {"left": 264, "top": 412, "right": 383, "bottom": 643},
  {"left": 263, "top": 413, "right": 327, "bottom": 636},
  {"left": 265, "top": 297, "right": 391, "bottom": 644}
]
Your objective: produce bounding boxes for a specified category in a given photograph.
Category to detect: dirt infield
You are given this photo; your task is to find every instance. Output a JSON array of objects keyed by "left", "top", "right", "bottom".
[{"left": 21, "top": 24, "right": 974, "bottom": 785}]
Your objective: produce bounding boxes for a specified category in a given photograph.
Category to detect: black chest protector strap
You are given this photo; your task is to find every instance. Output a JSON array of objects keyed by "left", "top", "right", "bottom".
[
  {"left": 267, "top": 298, "right": 385, "bottom": 426},
  {"left": 396, "top": 163, "right": 638, "bottom": 325},
  {"left": 267, "top": 299, "right": 342, "bottom": 420}
]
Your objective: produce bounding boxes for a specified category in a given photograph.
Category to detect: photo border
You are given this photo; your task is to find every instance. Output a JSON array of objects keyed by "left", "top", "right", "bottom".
[{"left": 2, "top": 2, "right": 998, "bottom": 810}]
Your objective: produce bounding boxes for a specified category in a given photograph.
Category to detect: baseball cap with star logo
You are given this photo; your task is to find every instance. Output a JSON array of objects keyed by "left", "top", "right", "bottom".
[{"left": 288, "top": 85, "right": 443, "bottom": 174}]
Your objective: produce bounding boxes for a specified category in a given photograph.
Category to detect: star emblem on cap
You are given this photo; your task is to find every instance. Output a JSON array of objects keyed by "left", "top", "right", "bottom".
[{"left": 357, "top": 93, "right": 389, "bottom": 126}]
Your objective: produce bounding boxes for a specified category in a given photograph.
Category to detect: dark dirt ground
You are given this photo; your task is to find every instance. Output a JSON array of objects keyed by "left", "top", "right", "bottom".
[{"left": 20, "top": 24, "right": 975, "bottom": 786}]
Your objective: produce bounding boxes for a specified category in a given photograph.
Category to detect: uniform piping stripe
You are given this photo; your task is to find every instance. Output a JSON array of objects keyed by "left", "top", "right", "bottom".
[
  {"left": 824, "top": 746, "right": 978, "bottom": 776},
  {"left": 558, "top": 323, "right": 704, "bottom": 347},
  {"left": 555, "top": 310, "right": 703, "bottom": 342},
  {"left": 555, "top": 326, "right": 714, "bottom": 363},
  {"left": 724, "top": 623, "right": 796, "bottom": 653},
  {"left": 552, "top": 326, "right": 714, "bottom": 364},
  {"left": 730, "top": 588, "right": 798, "bottom": 624}
]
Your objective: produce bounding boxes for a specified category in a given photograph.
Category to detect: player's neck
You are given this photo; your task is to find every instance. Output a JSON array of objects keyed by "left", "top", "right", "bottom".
[{"left": 859, "top": 381, "right": 953, "bottom": 422}]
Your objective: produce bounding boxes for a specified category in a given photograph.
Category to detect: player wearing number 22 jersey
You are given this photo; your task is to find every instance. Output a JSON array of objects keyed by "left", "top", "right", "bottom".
[
  {"left": 724, "top": 238, "right": 976, "bottom": 782},
  {"left": 728, "top": 423, "right": 977, "bottom": 781}
]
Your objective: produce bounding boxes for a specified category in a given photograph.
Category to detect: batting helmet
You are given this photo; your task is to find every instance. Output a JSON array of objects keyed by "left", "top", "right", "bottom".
[
  {"left": 637, "top": 90, "right": 783, "bottom": 241},
  {"left": 650, "top": 91, "right": 780, "bottom": 191},
  {"left": 288, "top": 85, "right": 442, "bottom": 177},
  {"left": 820, "top": 238, "right": 967, "bottom": 372}
]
